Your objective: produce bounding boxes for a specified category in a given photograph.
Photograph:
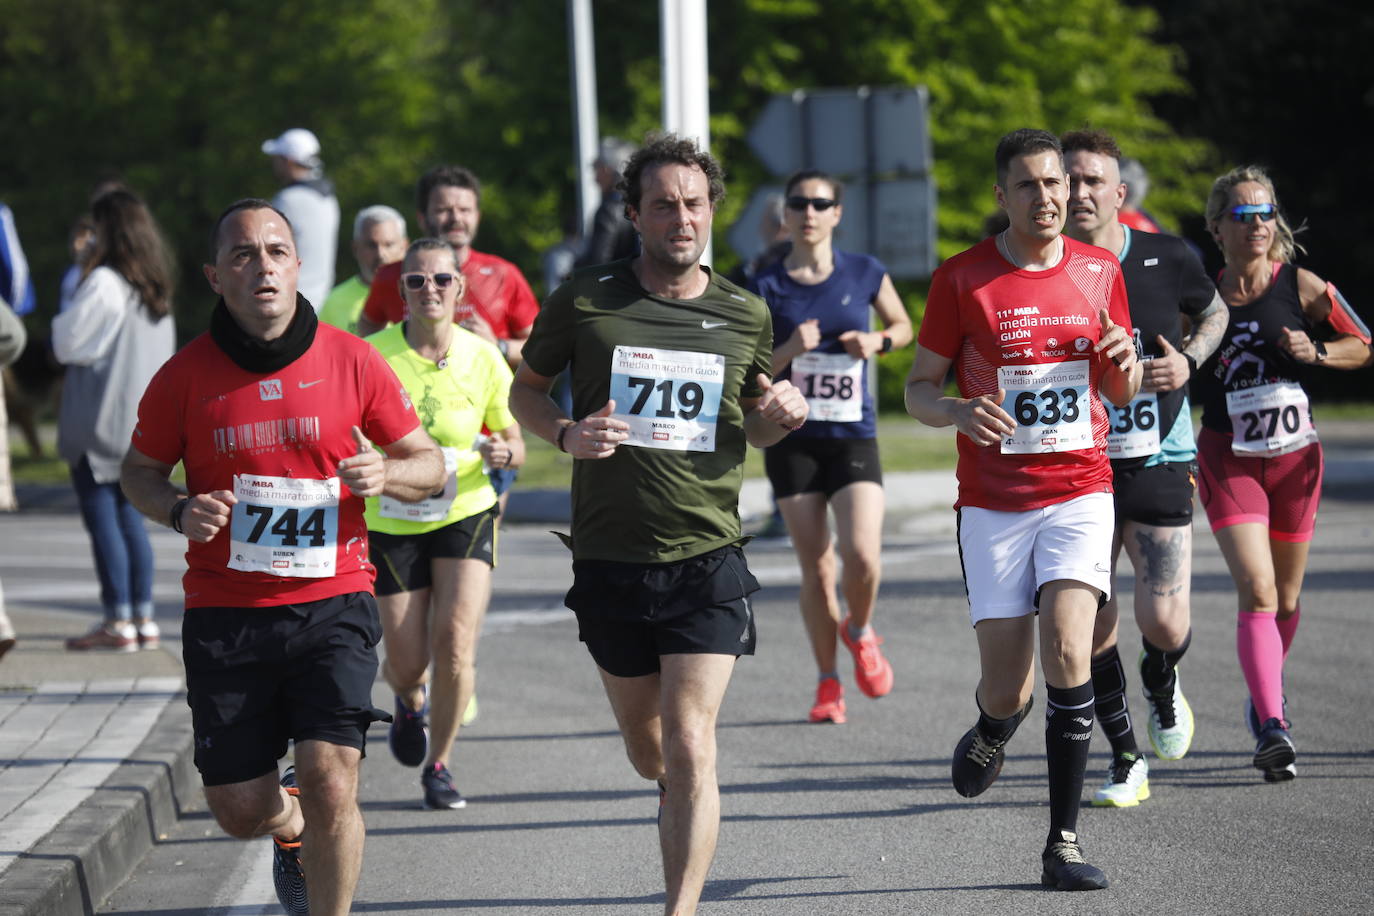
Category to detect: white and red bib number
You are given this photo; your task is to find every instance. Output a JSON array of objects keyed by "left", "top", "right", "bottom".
[
  {"left": 229, "top": 475, "right": 339, "bottom": 577},
  {"left": 609, "top": 346, "right": 724, "bottom": 452},
  {"left": 1106, "top": 391, "right": 1160, "bottom": 459},
  {"left": 792, "top": 351, "right": 863, "bottom": 423},
  {"left": 998, "top": 360, "right": 1093, "bottom": 454},
  {"left": 379, "top": 447, "right": 460, "bottom": 522},
  {"left": 1226, "top": 382, "right": 1317, "bottom": 457}
]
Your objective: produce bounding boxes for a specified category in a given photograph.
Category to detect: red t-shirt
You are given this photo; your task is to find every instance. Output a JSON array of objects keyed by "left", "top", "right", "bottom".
[
  {"left": 362, "top": 249, "right": 539, "bottom": 340},
  {"left": 131, "top": 324, "right": 421, "bottom": 609},
  {"left": 1118, "top": 209, "right": 1163, "bottom": 234},
  {"left": 918, "top": 236, "right": 1133, "bottom": 511}
]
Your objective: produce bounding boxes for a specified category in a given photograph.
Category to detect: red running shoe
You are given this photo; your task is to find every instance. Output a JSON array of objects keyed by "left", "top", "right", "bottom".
[
  {"left": 809, "top": 677, "right": 847, "bottom": 724},
  {"left": 839, "top": 616, "right": 894, "bottom": 698}
]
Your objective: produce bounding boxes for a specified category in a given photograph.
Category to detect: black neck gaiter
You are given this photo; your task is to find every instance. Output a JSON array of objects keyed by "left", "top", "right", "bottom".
[{"left": 210, "top": 295, "right": 318, "bottom": 373}]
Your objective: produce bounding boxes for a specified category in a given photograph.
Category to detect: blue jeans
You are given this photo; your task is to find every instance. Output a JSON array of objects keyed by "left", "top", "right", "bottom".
[{"left": 70, "top": 456, "right": 154, "bottom": 621}]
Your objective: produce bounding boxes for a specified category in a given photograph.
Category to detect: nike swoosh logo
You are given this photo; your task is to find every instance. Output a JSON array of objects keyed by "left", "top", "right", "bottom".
[
  {"left": 702, "top": 320, "right": 727, "bottom": 329},
  {"left": 299, "top": 379, "right": 324, "bottom": 389}
]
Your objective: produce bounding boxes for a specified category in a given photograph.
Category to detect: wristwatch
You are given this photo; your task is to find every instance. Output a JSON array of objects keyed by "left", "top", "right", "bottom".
[
  {"left": 1312, "top": 340, "right": 1328, "bottom": 363},
  {"left": 1182, "top": 352, "right": 1197, "bottom": 377},
  {"left": 879, "top": 333, "right": 893, "bottom": 354}
]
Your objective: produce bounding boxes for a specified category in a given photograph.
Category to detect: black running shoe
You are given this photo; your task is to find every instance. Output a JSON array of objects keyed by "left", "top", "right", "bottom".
[
  {"left": 950, "top": 697, "right": 1032, "bottom": 798},
  {"left": 389, "top": 691, "right": 429, "bottom": 767},
  {"left": 1041, "top": 829, "right": 1109, "bottom": 891},
  {"left": 421, "top": 762, "right": 467, "bottom": 809},
  {"left": 271, "top": 767, "right": 308, "bottom": 916},
  {"left": 1245, "top": 695, "right": 1289, "bottom": 740},
  {"left": 1253, "top": 717, "right": 1297, "bottom": 782}
]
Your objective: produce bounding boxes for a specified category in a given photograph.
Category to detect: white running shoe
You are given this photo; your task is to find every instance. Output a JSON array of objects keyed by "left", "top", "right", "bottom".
[
  {"left": 1141, "top": 663, "right": 1195, "bottom": 761},
  {"left": 1091, "top": 752, "right": 1150, "bottom": 807},
  {"left": 136, "top": 620, "right": 161, "bottom": 650}
]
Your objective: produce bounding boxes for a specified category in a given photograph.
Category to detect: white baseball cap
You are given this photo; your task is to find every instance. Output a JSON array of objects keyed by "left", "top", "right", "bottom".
[{"left": 261, "top": 128, "right": 321, "bottom": 167}]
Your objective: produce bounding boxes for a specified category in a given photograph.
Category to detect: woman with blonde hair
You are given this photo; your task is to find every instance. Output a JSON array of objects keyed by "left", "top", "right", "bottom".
[
  {"left": 1193, "top": 165, "right": 1371, "bottom": 781},
  {"left": 54, "top": 189, "right": 176, "bottom": 650},
  {"left": 364, "top": 238, "right": 524, "bottom": 808}
]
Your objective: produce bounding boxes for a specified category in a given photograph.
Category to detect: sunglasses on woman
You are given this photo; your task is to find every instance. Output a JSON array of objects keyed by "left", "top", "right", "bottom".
[
  {"left": 786, "top": 196, "right": 837, "bottom": 212},
  {"left": 401, "top": 272, "right": 458, "bottom": 290},
  {"left": 1229, "top": 203, "right": 1277, "bottom": 224}
]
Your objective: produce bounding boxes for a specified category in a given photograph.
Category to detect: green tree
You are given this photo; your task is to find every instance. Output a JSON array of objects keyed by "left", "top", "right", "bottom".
[
  {"left": 0, "top": 0, "right": 452, "bottom": 334},
  {"left": 1, "top": 0, "right": 1211, "bottom": 366}
]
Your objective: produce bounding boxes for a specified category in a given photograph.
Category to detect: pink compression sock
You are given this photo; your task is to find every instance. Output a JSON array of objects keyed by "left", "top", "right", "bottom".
[
  {"left": 1237, "top": 611, "right": 1286, "bottom": 724},
  {"left": 1276, "top": 607, "right": 1301, "bottom": 663}
]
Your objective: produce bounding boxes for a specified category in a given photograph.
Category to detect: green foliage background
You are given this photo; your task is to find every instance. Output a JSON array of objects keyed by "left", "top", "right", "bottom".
[{"left": 2, "top": 0, "right": 1215, "bottom": 411}]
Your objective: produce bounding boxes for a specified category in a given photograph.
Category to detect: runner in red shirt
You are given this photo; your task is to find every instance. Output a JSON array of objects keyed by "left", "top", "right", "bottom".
[
  {"left": 356, "top": 165, "right": 538, "bottom": 372},
  {"left": 357, "top": 165, "right": 537, "bottom": 513},
  {"left": 905, "top": 129, "right": 1140, "bottom": 892},
  {"left": 121, "top": 199, "right": 443, "bottom": 916}
]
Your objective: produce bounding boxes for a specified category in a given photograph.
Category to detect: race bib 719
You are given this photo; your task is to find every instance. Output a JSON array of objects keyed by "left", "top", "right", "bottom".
[{"left": 609, "top": 346, "right": 725, "bottom": 451}]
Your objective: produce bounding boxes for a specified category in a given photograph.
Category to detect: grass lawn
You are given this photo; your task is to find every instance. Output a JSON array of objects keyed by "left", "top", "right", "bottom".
[
  {"left": 513, "top": 414, "right": 958, "bottom": 490},
  {"left": 5, "top": 415, "right": 957, "bottom": 489},
  {"left": 10, "top": 400, "right": 1368, "bottom": 490}
]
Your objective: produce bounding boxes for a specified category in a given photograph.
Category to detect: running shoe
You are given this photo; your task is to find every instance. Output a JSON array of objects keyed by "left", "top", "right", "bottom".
[
  {"left": 0, "top": 610, "right": 15, "bottom": 661},
  {"left": 389, "top": 691, "right": 429, "bottom": 767},
  {"left": 1245, "top": 695, "right": 1289, "bottom": 740},
  {"left": 1140, "top": 659, "right": 1194, "bottom": 760},
  {"left": 808, "top": 677, "right": 846, "bottom": 724},
  {"left": 1253, "top": 718, "right": 1297, "bottom": 782},
  {"left": 462, "top": 693, "right": 479, "bottom": 727},
  {"left": 65, "top": 621, "right": 137, "bottom": 652},
  {"left": 1041, "top": 829, "right": 1109, "bottom": 891},
  {"left": 1091, "top": 752, "right": 1150, "bottom": 807},
  {"left": 135, "top": 620, "right": 161, "bottom": 650},
  {"left": 421, "top": 762, "right": 467, "bottom": 809},
  {"left": 839, "top": 616, "right": 894, "bottom": 698},
  {"left": 271, "top": 767, "right": 308, "bottom": 916},
  {"left": 951, "top": 697, "right": 1032, "bottom": 798}
]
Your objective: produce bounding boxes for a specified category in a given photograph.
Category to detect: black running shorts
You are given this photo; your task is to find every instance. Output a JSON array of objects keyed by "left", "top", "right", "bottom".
[
  {"left": 182, "top": 592, "right": 385, "bottom": 786},
  {"left": 764, "top": 436, "right": 883, "bottom": 499},
  {"left": 1111, "top": 460, "right": 1197, "bottom": 528},
  {"left": 565, "top": 544, "right": 760, "bottom": 678},
  {"left": 369, "top": 505, "right": 499, "bottom": 596}
]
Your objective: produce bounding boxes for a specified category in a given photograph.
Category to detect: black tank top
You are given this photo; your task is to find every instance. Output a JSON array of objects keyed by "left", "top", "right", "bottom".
[{"left": 1196, "top": 264, "right": 1313, "bottom": 434}]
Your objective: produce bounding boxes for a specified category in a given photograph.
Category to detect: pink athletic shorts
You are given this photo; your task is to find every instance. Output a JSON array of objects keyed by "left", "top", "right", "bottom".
[{"left": 1196, "top": 427, "right": 1323, "bottom": 543}]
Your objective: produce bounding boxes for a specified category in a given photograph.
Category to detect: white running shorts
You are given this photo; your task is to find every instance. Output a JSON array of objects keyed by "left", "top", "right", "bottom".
[{"left": 956, "top": 491, "right": 1114, "bottom": 626}]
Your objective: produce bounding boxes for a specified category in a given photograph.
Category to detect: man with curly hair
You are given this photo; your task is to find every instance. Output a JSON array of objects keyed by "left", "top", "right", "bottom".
[{"left": 511, "top": 133, "right": 808, "bottom": 914}]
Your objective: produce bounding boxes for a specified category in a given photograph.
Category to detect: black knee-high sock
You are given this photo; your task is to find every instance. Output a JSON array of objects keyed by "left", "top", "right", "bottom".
[
  {"left": 1045, "top": 681, "right": 1095, "bottom": 840},
  {"left": 1140, "top": 629, "right": 1192, "bottom": 694},
  {"left": 1090, "top": 647, "right": 1139, "bottom": 756}
]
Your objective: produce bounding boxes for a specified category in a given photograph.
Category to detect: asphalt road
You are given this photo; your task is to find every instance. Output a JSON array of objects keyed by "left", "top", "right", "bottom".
[{"left": 96, "top": 490, "right": 1374, "bottom": 915}]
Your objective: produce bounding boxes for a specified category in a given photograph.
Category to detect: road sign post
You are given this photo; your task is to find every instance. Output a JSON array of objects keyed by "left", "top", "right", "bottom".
[{"left": 739, "top": 86, "right": 937, "bottom": 279}]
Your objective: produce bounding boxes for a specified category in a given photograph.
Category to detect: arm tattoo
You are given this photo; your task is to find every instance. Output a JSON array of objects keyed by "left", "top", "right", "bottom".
[{"left": 1182, "top": 292, "right": 1228, "bottom": 365}]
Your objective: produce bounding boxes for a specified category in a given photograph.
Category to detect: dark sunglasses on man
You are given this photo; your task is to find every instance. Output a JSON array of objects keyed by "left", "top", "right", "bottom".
[
  {"left": 402, "top": 272, "right": 458, "bottom": 291},
  {"left": 786, "top": 196, "right": 837, "bottom": 212},
  {"left": 1229, "top": 203, "right": 1277, "bottom": 224}
]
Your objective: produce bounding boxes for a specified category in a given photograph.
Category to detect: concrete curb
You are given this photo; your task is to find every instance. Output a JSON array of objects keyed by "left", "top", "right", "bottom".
[{"left": 0, "top": 696, "right": 197, "bottom": 916}]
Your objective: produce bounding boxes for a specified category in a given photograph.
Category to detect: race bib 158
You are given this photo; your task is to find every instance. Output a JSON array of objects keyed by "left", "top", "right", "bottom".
[{"left": 792, "top": 351, "right": 863, "bottom": 423}]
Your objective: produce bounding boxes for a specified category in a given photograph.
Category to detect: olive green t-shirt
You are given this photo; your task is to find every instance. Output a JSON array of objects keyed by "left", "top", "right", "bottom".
[{"left": 523, "top": 260, "right": 773, "bottom": 564}]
